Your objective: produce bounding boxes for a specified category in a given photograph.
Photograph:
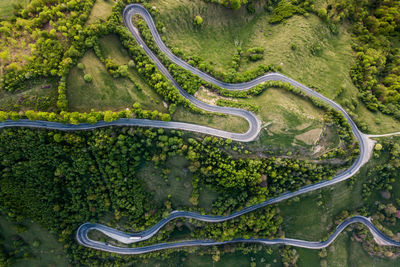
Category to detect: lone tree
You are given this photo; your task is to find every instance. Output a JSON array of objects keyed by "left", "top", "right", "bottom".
[
  {"left": 84, "top": 74, "right": 92, "bottom": 83},
  {"left": 194, "top": 15, "right": 203, "bottom": 25}
]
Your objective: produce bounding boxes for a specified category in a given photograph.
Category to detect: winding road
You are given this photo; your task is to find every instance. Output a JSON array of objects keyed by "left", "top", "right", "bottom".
[{"left": 1, "top": 3, "right": 399, "bottom": 254}]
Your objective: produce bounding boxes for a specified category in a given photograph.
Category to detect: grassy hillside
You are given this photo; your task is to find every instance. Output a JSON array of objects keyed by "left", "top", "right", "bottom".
[
  {"left": 67, "top": 35, "right": 248, "bottom": 132},
  {"left": 137, "top": 156, "right": 218, "bottom": 210},
  {"left": 150, "top": 0, "right": 400, "bottom": 134},
  {"left": 196, "top": 86, "right": 338, "bottom": 155}
]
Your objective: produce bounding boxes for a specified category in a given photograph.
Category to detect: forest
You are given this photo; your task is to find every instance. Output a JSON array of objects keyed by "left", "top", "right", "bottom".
[{"left": 0, "top": 127, "right": 340, "bottom": 265}]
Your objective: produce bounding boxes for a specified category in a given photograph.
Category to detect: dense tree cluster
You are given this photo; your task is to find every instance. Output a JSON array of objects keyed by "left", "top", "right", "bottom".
[
  {"left": 0, "top": 125, "right": 345, "bottom": 264},
  {"left": 203, "top": 0, "right": 249, "bottom": 10},
  {"left": 0, "top": 232, "right": 33, "bottom": 266},
  {"left": 320, "top": 0, "right": 400, "bottom": 119},
  {"left": 0, "top": 0, "right": 95, "bottom": 92}
]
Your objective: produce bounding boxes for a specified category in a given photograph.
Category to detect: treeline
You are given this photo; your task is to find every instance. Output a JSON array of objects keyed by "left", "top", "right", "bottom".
[
  {"left": 0, "top": 102, "right": 171, "bottom": 124},
  {"left": 362, "top": 138, "right": 400, "bottom": 200},
  {"left": 216, "top": 99, "right": 259, "bottom": 112},
  {"left": 203, "top": 0, "right": 250, "bottom": 10}
]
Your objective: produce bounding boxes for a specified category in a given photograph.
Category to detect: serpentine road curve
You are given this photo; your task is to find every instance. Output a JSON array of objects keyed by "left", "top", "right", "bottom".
[{"left": 1, "top": 3, "right": 398, "bottom": 254}]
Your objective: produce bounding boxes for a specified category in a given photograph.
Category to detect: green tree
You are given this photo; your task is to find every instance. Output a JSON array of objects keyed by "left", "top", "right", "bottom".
[
  {"left": 194, "top": 15, "right": 203, "bottom": 25},
  {"left": 83, "top": 74, "right": 92, "bottom": 83}
]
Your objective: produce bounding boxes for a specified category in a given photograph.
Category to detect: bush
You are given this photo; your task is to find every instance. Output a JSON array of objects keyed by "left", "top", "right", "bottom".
[
  {"left": 310, "top": 43, "right": 323, "bottom": 56},
  {"left": 32, "top": 240, "right": 41, "bottom": 248},
  {"left": 194, "top": 15, "right": 203, "bottom": 25},
  {"left": 246, "top": 2, "right": 255, "bottom": 14},
  {"left": 247, "top": 47, "right": 264, "bottom": 61},
  {"left": 270, "top": 0, "right": 304, "bottom": 24},
  {"left": 77, "top": 63, "right": 84, "bottom": 70},
  {"left": 83, "top": 74, "right": 92, "bottom": 83}
]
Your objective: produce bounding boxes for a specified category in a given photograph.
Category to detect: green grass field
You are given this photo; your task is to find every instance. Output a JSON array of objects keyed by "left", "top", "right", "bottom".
[
  {"left": 136, "top": 246, "right": 283, "bottom": 267},
  {"left": 0, "top": 78, "right": 58, "bottom": 112},
  {"left": 0, "top": 0, "right": 28, "bottom": 19},
  {"left": 0, "top": 216, "right": 69, "bottom": 267},
  {"left": 150, "top": 0, "right": 400, "bottom": 134},
  {"left": 67, "top": 35, "right": 249, "bottom": 133},
  {"left": 66, "top": 36, "right": 168, "bottom": 113},
  {"left": 85, "top": 0, "right": 115, "bottom": 25},
  {"left": 196, "top": 86, "right": 338, "bottom": 154},
  {"left": 136, "top": 156, "right": 218, "bottom": 210}
]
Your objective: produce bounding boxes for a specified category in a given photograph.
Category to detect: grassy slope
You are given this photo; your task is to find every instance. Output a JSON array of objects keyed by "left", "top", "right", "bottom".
[
  {"left": 66, "top": 36, "right": 168, "bottom": 113},
  {"left": 0, "top": 216, "right": 69, "bottom": 267},
  {"left": 99, "top": 36, "right": 250, "bottom": 133},
  {"left": 172, "top": 105, "right": 249, "bottom": 134},
  {"left": 138, "top": 248, "right": 284, "bottom": 267},
  {"left": 136, "top": 156, "right": 218, "bottom": 210},
  {"left": 151, "top": 0, "right": 400, "bottom": 134},
  {"left": 67, "top": 35, "right": 248, "bottom": 132},
  {"left": 0, "top": 0, "right": 28, "bottom": 19},
  {"left": 85, "top": 0, "right": 115, "bottom": 25},
  {"left": 277, "top": 140, "right": 400, "bottom": 266}
]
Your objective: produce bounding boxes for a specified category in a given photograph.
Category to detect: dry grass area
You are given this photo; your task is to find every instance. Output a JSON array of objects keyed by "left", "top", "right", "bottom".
[
  {"left": 295, "top": 128, "right": 323, "bottom": 145},
  {"left": 194, "top": 86, "right": 333, "bottom": 151},
  {"left": 245, "top": 88, "right": 323, "bottom": 134}
]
